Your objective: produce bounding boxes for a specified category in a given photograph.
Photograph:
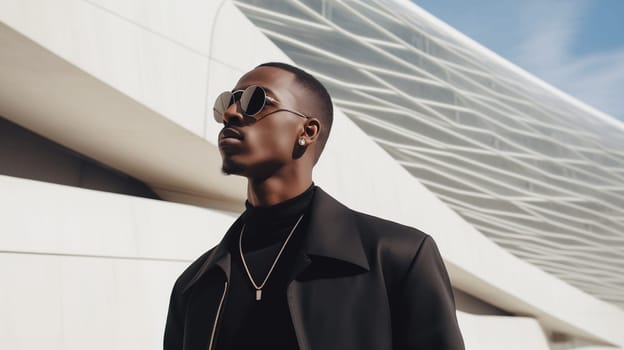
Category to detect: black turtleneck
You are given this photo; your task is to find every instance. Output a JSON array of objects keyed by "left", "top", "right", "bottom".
[{"left": 216, "top": 184, "right": 315, "bottom": 349}]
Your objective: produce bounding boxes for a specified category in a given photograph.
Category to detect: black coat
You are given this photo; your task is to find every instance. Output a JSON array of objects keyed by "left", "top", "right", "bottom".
[{"left": 164, "top": 187, "right": 465, "bottom": 350}]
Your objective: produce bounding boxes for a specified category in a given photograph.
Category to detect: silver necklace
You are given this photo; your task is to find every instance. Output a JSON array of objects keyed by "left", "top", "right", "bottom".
[{"left": 238, "top": 214, "right": 304, "bottom": 301}]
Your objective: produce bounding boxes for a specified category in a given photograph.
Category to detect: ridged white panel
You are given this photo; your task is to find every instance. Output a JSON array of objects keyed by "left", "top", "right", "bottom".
[{"left": 233, "top": 0, "right": 624, "bottom": 310}]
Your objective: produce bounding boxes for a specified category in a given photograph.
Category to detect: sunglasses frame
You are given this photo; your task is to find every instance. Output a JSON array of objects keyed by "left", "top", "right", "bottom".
[{"left": 213, "top": 85, "right": 309, "bottom": 123}]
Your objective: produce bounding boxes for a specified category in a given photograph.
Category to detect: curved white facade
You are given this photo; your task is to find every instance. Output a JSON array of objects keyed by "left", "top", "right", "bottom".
[
  {"left": 0, "top": 0, "right": 622, "bottom": 349},
  {"left": 233, "top": 0, "right": 624, "bottom": 311}
]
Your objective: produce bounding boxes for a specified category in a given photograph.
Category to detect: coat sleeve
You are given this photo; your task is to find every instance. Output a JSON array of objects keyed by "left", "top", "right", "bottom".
[
  {"left": 392, "top": 235, "right": 465, "bottom": 350},
  {"left": 163, "top": 279, "right": 185, "bottom": 350}
]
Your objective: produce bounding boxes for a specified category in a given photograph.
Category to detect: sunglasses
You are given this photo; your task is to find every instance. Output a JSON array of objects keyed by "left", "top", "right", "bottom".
[{"left": 213, "top": 85, "right": 309, "bottom": 123}]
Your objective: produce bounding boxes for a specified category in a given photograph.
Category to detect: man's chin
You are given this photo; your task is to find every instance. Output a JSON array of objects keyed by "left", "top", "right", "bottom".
[
  {"left": 221, "top": 160, "right": 245, "bottom": 176},
  {"left": 221, "top": 166, "right": 236, "bottom": 175}
]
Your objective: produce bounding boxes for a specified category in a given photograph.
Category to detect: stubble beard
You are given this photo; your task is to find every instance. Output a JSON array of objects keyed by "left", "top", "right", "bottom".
[{"left": 221, "top": 158, "right": 245, "bottom": 176}]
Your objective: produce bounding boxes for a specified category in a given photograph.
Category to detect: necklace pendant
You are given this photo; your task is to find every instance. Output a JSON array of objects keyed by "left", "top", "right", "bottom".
[{"left": 256, "top": 289, "right": 262, "bottom": 301}]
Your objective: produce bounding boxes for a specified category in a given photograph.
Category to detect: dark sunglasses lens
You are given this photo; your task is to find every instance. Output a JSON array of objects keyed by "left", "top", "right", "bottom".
[
  {"left": 232, "top": 90, "right": 243, "bottom": 103},
  {"left": 240, "top": 86, "right": 266, "bottom": 116},
  {"left": 213, "top": 91, "right": 233, "bottom": 122}
]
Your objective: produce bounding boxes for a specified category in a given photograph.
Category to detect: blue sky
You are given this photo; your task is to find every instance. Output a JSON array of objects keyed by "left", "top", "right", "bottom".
[{"left": 414, "top": 0, "right": 624, "bottom": 121}]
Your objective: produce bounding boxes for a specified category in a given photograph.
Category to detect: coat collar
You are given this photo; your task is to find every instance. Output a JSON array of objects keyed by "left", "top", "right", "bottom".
[
  {"left": 302, "top": 187, "right": 370, "bottom": 271},
  {"left": 182, "top": 186, "right": 370, "bottom": 293}
]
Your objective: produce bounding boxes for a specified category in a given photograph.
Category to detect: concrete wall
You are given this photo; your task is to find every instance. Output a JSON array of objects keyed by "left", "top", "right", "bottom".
[{"left": 0, "top": 175, "right": 233, "bottom": 349}]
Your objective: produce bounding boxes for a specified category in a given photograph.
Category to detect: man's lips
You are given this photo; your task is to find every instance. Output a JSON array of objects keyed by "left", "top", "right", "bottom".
[
  {"left": 219, "top": 127, "right": 244, "bottom": 148},
  {"left": 219, "top": 127, "right": 243, "bottom": 141}
]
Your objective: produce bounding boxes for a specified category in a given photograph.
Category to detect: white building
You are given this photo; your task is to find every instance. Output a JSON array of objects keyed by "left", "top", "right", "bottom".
[{"left": 1, "top": 0, "right": 623, "bottom": 349}]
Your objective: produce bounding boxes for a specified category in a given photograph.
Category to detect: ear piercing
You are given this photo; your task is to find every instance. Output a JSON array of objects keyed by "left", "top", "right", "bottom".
[{"left": 298, "top": 138, "right": 306, "bottom": 146}]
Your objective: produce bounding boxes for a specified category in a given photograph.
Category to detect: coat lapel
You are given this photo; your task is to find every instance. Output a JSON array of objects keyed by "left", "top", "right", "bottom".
[
  {"left": 181, "top": 217, "right": 243, "bottom": 293},
  {"left": 299, "top": 187, "right": 370, "bottom": 272},
  {"left": 287, "top": 187, "right": 372, "bottom": 350}
]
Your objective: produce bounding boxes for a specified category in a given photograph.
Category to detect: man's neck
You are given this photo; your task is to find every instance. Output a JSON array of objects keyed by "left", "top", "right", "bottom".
[{"left": 246, "top": 175, "right": 313, "bottom": 207}]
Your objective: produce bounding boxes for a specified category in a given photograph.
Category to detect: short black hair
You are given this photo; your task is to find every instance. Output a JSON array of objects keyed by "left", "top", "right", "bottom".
[{"left": 257, "top": 62, "right": 333, "bottom": 163}]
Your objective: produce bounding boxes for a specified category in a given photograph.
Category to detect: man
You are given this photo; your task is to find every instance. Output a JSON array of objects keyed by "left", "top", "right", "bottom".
[{"left": 164, "top": 62, "right": 464, "bottom": 350}]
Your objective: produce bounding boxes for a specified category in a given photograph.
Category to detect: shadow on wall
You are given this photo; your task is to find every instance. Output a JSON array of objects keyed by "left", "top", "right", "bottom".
[{"left": 0, "top": 116, "right": 160, "bottom": 199}]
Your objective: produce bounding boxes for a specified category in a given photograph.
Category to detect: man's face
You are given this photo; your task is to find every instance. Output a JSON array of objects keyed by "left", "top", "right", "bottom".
[{"left": 218, "top": 66, "right": 308, "bottom": 177}]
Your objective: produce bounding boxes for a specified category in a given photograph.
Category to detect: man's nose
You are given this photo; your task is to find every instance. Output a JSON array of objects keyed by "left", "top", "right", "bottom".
[{"left": 222, "top": 101, "right": 244, "bottom": 125}]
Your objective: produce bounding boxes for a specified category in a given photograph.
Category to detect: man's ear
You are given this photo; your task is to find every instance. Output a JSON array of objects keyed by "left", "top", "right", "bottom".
[{"left": 302, "top": 117, "right": 321, "bottom": 143}]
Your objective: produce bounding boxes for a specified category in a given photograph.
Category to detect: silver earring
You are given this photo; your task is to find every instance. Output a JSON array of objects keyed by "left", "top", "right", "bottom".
[{"left": 298, "top": 138, "right": 306, "bottom": 146}]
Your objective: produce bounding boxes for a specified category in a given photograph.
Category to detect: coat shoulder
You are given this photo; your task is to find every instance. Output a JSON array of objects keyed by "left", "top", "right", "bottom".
[
  {"left": 351, "top": 209, "right": 429, "bottom": 249},
  {"left": 349, "top": 209, "right": 436, "bottom": 289}
]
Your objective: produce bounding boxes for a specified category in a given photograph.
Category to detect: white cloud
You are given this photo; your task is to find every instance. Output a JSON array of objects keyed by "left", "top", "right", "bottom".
[
  {"left": 508, "top": 0, "right": 624, "bottom": 120},
  {"left": 561, "top": 50, "right": 624, "bottom": 120},
  {"left": 414, "top": 0, "right": 624, "bottom": 120},
  {"left": 512, "top": 0, "right": 586, "bottom": 75}
]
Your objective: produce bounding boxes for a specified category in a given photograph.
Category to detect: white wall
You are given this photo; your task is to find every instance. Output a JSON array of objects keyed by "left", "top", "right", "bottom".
[
  {"left": 0, "top": 175, "right": 234, "bottom": 349},
  {"left": 457, "top": 311, "right": 550, "bottom": 350}
]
